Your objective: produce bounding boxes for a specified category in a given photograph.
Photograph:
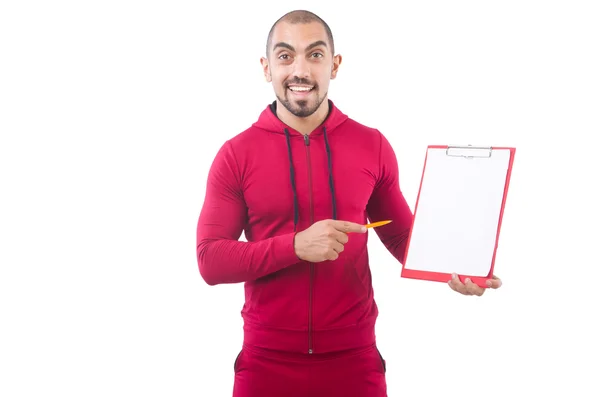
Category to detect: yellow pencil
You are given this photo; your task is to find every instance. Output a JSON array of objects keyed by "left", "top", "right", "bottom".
[{"left": 365, "top": 220, "right": 392, "bottom": 229}]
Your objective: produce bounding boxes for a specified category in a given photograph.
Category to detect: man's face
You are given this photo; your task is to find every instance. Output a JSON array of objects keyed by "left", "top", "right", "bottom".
[{"left": 261, "top": 21, "right": 341, "bottom": 118}]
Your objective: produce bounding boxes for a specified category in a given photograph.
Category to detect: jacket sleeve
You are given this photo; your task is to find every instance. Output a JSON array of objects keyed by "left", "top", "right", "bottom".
[
  {"left": 366, "top": 132, "right": 415, "bottom": 264},
  {"left": 196, "top": 141, "right": 300, "bottom": 285}
]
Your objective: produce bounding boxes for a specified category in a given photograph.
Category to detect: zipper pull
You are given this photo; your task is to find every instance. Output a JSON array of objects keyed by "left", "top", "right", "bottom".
[{"left": 304, "top": 134, "right": 310, "bottom": 146}]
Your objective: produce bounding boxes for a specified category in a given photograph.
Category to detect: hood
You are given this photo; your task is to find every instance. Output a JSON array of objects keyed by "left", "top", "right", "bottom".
[{"left": 252, "top": 99, "right": 349, "bottom": 136}]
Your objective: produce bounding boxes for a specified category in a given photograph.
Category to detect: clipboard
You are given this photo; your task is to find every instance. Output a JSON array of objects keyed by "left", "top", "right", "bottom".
[{"left": 401, "top": 145, "right": 516, "bottom": 288}]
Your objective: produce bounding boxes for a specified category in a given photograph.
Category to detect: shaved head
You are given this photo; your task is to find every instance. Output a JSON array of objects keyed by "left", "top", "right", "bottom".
[
  {"left": 260, "top": 9, "right": 342, "bottom": 124},
  {"left": 266, "top": 10, "right": 335, "bottom": 58}
]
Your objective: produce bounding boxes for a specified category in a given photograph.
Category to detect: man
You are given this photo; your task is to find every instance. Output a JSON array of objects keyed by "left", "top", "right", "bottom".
[{"left": 196, "top": 9, "right": 502, "bottom": 397}]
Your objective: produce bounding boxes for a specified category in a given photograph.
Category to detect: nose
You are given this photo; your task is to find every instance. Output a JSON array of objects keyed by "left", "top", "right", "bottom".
[{"left": 292, "top": 56, "right": 310, "bottom": 79}]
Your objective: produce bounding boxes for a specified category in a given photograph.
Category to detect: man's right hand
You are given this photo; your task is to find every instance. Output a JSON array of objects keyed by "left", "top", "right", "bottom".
[{"left": 293, "top": 219, "right": 367, "bottom": 262}]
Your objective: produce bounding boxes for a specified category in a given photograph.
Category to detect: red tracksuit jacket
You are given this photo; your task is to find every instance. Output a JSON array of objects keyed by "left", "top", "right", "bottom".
[{"left": 196, "top": 100, "right": 414, "bottom": 354}]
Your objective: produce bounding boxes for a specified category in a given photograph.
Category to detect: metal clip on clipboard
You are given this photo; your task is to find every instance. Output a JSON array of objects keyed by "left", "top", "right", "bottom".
[{"left": 445, "top": 144, "right": 493, "bottom": 159}]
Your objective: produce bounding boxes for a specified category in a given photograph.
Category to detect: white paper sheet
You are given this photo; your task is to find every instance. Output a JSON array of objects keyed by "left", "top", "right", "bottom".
[{"left": 404, "top": 147, "right": 511, "bottom": 277}]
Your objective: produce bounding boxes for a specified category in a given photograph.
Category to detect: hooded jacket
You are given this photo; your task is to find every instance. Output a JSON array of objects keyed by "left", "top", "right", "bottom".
[{"left": 196, "top": 100, "right": 414, "bottom": 354}]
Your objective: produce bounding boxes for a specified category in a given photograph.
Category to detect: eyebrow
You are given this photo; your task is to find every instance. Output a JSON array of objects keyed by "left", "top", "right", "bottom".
[{"left": 272, "top": 40, "right": 328, "bottom": 53}]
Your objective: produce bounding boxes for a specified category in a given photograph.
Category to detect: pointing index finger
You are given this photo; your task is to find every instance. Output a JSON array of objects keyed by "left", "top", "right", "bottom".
[{"left": 332, "top": 220, "right": 367, "bottom": 233}]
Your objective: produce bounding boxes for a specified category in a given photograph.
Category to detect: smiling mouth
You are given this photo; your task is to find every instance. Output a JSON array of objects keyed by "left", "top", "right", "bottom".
[{"left": 288, "top": 85, "right": 314, "bottom": 93}]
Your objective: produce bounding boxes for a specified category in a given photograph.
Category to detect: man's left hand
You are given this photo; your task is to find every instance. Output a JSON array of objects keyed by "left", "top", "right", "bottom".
[{"left": 448, "top": 274, "right": 502, "bottom": 296}]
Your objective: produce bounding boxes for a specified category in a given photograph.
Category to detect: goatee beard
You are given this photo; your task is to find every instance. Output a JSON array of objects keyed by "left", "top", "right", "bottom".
[{"left": 277, "top": 88, "right": 326, "bottom": 118}]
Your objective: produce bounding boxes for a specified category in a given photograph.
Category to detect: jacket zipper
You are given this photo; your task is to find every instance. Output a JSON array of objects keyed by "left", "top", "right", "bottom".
[{"left": 304, "top": 134, "right": 314, "bottom": 354}]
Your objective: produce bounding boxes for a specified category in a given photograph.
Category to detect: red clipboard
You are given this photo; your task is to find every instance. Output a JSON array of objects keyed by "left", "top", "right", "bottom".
[{"left": 401, "top": 145, "right": 516, "bottom": 288}]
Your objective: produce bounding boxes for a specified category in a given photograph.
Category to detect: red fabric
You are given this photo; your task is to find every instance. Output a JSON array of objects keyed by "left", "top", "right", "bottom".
[
  {"left": 197, "top": 100, "right": 414, "bottom": 354},
  {"left": 232, "top": 343, "right": 388, "bottom": 397}
]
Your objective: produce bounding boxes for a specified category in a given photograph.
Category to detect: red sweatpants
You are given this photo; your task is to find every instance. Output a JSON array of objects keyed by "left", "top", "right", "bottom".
[{"left": 232, "top": 343, "right": 387, "bottom": 397}]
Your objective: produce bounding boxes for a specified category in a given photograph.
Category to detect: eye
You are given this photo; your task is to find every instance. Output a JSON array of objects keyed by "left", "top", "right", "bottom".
[
  {"left": 311, "top": 52, "right": 323, "bottom": 58},
  {"left": 278, "top": 54, "right": 290, "bottom": 60}
]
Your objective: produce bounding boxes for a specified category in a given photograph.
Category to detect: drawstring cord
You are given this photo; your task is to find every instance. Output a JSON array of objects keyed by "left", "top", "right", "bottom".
[
  {"left": 323, "top": 127, "right": 337, "bottom": 221},
  {"left": 283, "top": 127, "right": 337, "bottom": 231},
  {"left": 284, "top": 128, "right": 300, "bottom": 231}
]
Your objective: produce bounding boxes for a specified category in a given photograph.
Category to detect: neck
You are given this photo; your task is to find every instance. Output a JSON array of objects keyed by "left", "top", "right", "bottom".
[{"left": 275, "top": 99, "right": 330, "bottom": 135}]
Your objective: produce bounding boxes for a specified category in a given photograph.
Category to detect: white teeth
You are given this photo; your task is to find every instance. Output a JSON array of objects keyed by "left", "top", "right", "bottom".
[{"left": 289, "top": 86, "right": 313, "bottom": 92}]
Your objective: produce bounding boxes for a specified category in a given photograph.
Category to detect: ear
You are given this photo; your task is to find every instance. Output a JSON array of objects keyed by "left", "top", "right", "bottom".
[
  {"left": 330, "top": 54, "right": 342, "bottom": 79},
  {"left": 260, "top": 57, "right": 272, "bottom": 82}
]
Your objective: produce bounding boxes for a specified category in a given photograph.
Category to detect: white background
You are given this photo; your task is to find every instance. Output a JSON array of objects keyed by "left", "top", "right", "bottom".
[{"left": 1, "top": 0, "right": 598, "bottom": 396}]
